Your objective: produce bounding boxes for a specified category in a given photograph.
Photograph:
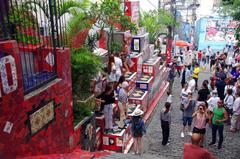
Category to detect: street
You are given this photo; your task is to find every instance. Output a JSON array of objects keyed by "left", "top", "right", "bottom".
[{"left": 101, "top": 65, "right": 240, "bottom": 159}]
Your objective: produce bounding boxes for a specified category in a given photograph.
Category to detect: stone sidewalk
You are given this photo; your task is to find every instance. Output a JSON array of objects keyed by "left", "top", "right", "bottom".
[{"left": 101, "top": 67, "right": 240, "bottom": 159}]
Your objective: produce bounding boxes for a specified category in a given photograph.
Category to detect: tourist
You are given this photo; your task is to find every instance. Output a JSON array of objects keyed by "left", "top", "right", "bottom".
[
  {"left": 108, "top": 54, "right": 117, "bottom": 83},
  {"left": 114, "top": 52, "right": 123, "bottom": 82},
  {"left": 207, "top": 90, "right": 220, "bottom": 112},
  {"left": 230, "top": 64, "right": 240, "bottom": 82},
  {"left": 181, "top": 92, "right": 196, "bottom": 138},
  {"left": 96, "top": 84, "right": 115, "bottom": 134},
  {"left": 166, "top": 91, "right": 173, "bottom": 104},
  {"left": 193, "top": 63, "right": 200, "bottom": 90},
  {"left": 197, "top": 50, "right": 202, "bottom": 64},
  {"left": 168, "top": 63, "right": 177, "bottom": 92},
  {"left": 209, "top": 100, "right": 228, "bottom": 149},
  {"left": 180, "top": 83, "right": 189, "bottom": 110},
  {"left": 216, "top": 77, "right": 226, "bottom": 101},
  {"left": 192, "top": 103, "right": 209, "bottom": 147},
  {"left": 132, "top": 108, "right": 146, "bottom": 155},
  {"left": 118, "top": 81, "right": 129, "bottom": 129},
  {"left": 197, "top": 81, "right": 210, "bottom": 102},
  {"left": 187, "top": 75, "right": 196, "bottom": 93},
  {"left": 206, "top": 46, "right": 212, "bottom": 64},
  {"left": 181, "top": 65, "right": 187, "bottom": 88},
  {"left": 184, "top": 133, "right": 217, "bottom": 159},
  {"left": 160, "top": 102, "right": 171, "bottom": 145},
  {"left": 185, "top": 65, "right": 192, "bottom": 82},
  {"left": 230, "top": 91, "right": 240, "bottom": 132},
  {"left": 224, "top": 79, "right": 235, "bottom": 96},
  {"left": 224, "top": 88, "right": 234, "bottom": 125},
  {"left": 210, "top": 52, "right": 216, "bottom": 70}
]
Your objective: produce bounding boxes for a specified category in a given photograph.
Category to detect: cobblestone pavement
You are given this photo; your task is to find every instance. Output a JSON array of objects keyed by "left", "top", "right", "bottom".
[{"left": 101, "top": 66, "right": 240, "bottom": 159}]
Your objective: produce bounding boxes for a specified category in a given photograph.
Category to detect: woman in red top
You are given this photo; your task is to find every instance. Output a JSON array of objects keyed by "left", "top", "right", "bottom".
[{"left": 198, "top": 50, "right": 203, "bottom": 64}]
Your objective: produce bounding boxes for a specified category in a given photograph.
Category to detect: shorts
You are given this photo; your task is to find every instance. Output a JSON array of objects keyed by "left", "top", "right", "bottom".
[
  {"left": 193, "top": 127, "right": 206, "bottom": 134},
  {"left": 183, "top": 117, "right": 193, "bottom": 126}
]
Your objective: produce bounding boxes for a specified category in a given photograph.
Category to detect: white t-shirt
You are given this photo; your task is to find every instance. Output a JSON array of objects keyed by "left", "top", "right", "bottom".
[
  {"left": 224, "top": 95, "right": 234, "bottom": 109},
  {"left": 181, "top": 89, "right": 188, "bottom": 104},
  {"left": 233, "top": 97, "right": 240, "bottom": 115},
  {"left": 114, "top": 56, "right": 123, "bottom": 75},
  {"left": 167, "top": 94, "right": 173, "bottom": 104},
  {"left": 187, "top": 79, "right": 196, "bottom": 92},
  {"left": 207, "top": 96, "right": 220, "bottom": 111}
]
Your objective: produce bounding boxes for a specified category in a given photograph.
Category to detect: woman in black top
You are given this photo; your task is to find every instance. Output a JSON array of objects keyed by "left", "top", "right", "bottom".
[
  {"left": 96, "top": 83, "right": 115, "bottom": 133},
  {"left": 197, "top": 81, "right": 210, "bottom": 102}
]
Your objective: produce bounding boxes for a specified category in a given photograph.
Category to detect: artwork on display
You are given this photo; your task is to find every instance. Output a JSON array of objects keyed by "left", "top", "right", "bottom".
[
  {"left": 29, "top": 101, "right": 55, "bottom": 135},
  {"left": 133, "top": 39, "right": 140, "bottom": 51},
  {"left": 205, "top": 19, "right": 238, "bottom": 41},
  {"left": 3, "top": 121, "right": 13, "bottom": 134}
]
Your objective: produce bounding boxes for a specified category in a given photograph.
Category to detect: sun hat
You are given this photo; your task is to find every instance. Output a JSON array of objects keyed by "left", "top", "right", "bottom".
[
  {"left": 122, "top": 81, "right": 129, "bottom": 89},
  {"left": 133, "top": 108, "right": 144, "bottom": 116}
]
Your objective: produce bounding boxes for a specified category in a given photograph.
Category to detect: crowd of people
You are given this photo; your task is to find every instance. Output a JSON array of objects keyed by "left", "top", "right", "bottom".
[{"left": 164, "top": 45, "right": 240, "bottom": 158}]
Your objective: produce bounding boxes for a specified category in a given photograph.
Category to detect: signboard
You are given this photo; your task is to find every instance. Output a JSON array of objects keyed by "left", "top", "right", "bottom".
[{"left": 125, "top": 1, "right": 140, "bottom": 26}]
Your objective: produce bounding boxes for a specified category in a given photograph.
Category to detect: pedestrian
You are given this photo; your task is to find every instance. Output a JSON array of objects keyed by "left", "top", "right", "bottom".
[
  {"left": 166, "top": 91, "right": 173, "bottom": 104},
  {"left": 131, "top": 108, "right": 146, "bottom": 155},
  {"left": 224, "top": 79, "right": 235, "bottom": 96},
  {"left": 230, "top": 91, "right": 240, "bottom": 132},
  {"left": 224, "top": 88, "right": 234, "bottom": 125},
  {"left": 118, "top": 81, "right": 129, "bottom": 129},
  {"left": 186, "top": 65, "right": 192, "bottom": 82},
  {"left": 187, "top": 75, "right": 196, "bottom": 93},
  {"left": 160, "top": 102, "right": 171, "bottom": 145},
  {"left": 210, "top": 52, "right": 216, "bottom": 70},
  {"left": 184, "top": 133, "right": 217, "bottom": 159},
  {"left": 207, "top": 89, "right": 220, "bottom": 112},
  {"left": 167, "top": 63, "right": 177, "bottom": 92},
  {"left": 209, "top": 100, "right": 228, "bottom": 149},
  {"left": 96, "top": 84, "right": 115, "bottom": 134},
  {"left": 181, "top": 92, "right": 196, "bottom": 138},
  {"left": 192, "top": 103, "right": 209, "bottom": 147},
  {"left": 181, "top": 65, "right": 187, "bottom": 88},
  {"left": 108, "top": 54, "right": 117, "bottom": 83},
  {"left": 206, "top": 46, "right": 212, "bottom": 64},
  {"left": 193, "top": 63, "right": 200, "bottom": 90},
  {"left": 114, "top": 52, "right": 123, "bottom": 82},
  {"left": 216, "top": 77, "right": 226, "bottom": 101},
  {"left": 197, "top": 81, "right": 210, "bottom": 102},
  {"left": 197, "top": 50, "right": 202, "bottom": 64}
]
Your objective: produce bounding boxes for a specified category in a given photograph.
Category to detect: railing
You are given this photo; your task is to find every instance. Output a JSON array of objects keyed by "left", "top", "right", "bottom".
[{"left": 0, "top": 0, "right": 67, "bottom": 94}]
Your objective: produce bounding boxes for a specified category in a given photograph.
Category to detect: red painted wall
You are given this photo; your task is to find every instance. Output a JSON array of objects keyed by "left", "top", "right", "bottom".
[{"left": 0, "top": 40, "right": 74, "bottom": 159}]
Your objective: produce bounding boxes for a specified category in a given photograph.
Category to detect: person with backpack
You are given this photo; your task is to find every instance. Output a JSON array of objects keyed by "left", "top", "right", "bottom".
[
  {"left": 181, "top": 92, "right": 196, "bottom": 138},
  {"left": 160, "top": 102, "right": 171, "bottom": 145},
  {"left": 131, "top": 108, "right": 146, "bottom": 155}
]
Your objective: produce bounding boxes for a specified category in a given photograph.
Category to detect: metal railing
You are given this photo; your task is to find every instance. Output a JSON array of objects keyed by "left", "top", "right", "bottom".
[{"left": 0, "top": 0, "right": 67, "bottom": 94}]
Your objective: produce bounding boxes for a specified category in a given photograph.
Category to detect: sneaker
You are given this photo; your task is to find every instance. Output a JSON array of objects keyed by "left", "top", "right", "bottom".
[
  {"left": 188, "top": 132, "right": 193, "bottom": 136},
  {"left": 166, "top": 142, "right": 170, "bottom": 146},
  {"left": 181, "top": 132, "right": 184, "bottom": 138}
]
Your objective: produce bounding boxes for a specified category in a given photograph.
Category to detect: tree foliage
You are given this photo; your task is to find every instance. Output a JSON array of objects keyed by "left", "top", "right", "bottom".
[{"left": 140, "top": 9, "right": 176, "bottom": 43}]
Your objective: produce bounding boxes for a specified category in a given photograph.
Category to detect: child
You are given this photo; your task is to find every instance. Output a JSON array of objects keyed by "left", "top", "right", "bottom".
[
  {"left": 166, "top": 91, "right": 173, "bottom": 104},
  {"left": 160, "top": 102, "right": 171, "bottom": 145},
  {"left": 131, "top": 109, "right": 146, "bottom": 155}
]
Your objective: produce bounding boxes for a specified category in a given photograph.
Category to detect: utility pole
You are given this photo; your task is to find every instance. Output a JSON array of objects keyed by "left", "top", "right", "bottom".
[{"left": 158, "top": 0, "right": 161, "bottom": 10}]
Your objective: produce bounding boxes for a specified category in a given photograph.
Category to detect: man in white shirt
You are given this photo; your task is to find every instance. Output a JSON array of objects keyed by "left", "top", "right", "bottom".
[
  {"left": 230, "top": 91, "right": 240, "bottom": 132},
  {"left": 114, "top": 53, "right": 123, "bottom": 82},
  {"left": 187, "top": 75, "right": 196, "bottom": 93},
  {"left": 207, "top": 90, "right": 220, "bottom": 112},
  {"left": 206, "top": 46, "right": 212, "bottom": 64}
]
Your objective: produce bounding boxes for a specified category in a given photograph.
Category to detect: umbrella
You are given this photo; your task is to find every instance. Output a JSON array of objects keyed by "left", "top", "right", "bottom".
[{"left": 175, "top": 40, "right": 192, "bottom": 47}]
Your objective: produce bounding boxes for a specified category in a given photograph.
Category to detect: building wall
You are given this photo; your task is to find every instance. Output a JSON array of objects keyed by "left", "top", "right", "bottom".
[
  {"left": 195, "top": 17, "right": 237, "bottom": 51},
  {"left": 0, "top": 40, "right": 74, "bottom": 158}
]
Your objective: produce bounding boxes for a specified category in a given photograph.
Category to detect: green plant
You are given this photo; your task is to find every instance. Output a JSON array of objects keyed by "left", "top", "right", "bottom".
[
  {"left": 111, "top": 41, "right": 123, "bottom": 53},
  {"left": 73, "top": 95, "right": 95, "bottom": 126},
  {"left": 119, "top": 15, "right": 138, "bottom": 34},
  {"left": 86, "top": 33, "right": 100, "bottom": 52},
  {"left": 17, "top": 34, "right": 42, "bottom": 44},
  {"left": 140, "top": 9, "right": 177, "bottom": 43},
  {"left": 71, "top": 46, "right": 103, "bottom": 93}
]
